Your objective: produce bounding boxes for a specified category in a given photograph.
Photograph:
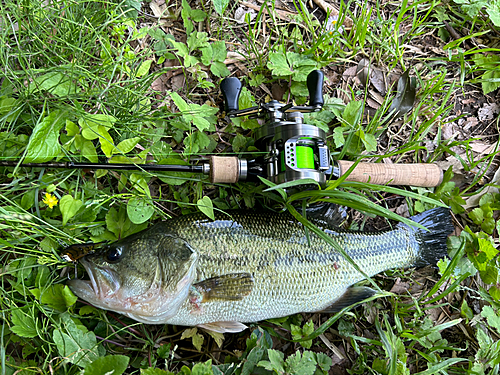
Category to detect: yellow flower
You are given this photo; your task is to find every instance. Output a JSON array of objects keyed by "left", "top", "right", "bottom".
[{"left": 43, "top": 193, "right": 58, "bottom": 209}]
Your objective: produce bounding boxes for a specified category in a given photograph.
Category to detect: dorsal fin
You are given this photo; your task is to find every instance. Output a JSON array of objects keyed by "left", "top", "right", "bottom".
[{"left": 305, "top": 202, "right": 347, "bottom": 229}]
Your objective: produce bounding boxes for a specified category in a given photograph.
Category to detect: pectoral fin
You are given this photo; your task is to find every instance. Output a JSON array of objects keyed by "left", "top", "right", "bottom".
[
  {"left": 193, "top": 273, "right": 254, "bottom": 302},
  {"left": 321, "top": 286, "right": 377, "bottom": 313},
  {"left": 198, "top": 321, "right": 248, "bottom": 333}
]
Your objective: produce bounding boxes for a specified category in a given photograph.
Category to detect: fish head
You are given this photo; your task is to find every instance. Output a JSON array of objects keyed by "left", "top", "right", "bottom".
[{"left": 68, "top": 229, "right": 198, "bottom": 323}]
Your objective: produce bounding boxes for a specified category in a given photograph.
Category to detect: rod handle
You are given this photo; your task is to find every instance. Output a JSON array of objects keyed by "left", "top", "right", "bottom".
[
  {"left": 209, "top": 156, "right": 240, "bottom": 183},
  {"left": 307, "top": 70, "right": 324, "bottom": 108},
  {"left": 337, "top": 161, "right": 443, "bottom": 187},
  {"left": 220, "top": 77, "right": 242, "bottom": 113}
]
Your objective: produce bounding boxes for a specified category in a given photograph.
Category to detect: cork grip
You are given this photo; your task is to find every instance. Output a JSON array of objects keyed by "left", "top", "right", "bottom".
[
  {"left": 337, "top": 161, "right": 443, "bottom": 187},
  {"left": 209, "top": 156, "right": 240, "bottom": 183}
]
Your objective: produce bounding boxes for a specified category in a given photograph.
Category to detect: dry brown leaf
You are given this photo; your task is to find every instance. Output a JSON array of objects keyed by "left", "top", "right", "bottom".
[
  {"left": 369, "top": 89, "right": 384, "bottom": 105},
  {"left": 234, "top": 6, "right": 256, "bottom": 23},
  {"left": 311, "top": 0, "right": 354, "bottom": 29},
  {"left": 240, "top": 1, "right": 295, "bottom": 21},
  {"left": 464, "top": 157, "right": 500, "bottom": 209},
  {"left": 478, "top": 103, "right": 500, "bottom": 122},
  {"left": 470, "top": 141, "right": 498, "bottom": 155},
  {"left": 170, "top": 74, "right": 185, "bottom": 91},
  {"left": 370, "top": 68, "right": 386, "bottom": 95},
  {"left": 389, "top": 278, "right": 411, "bottom": 295},
  {"left": 318, "top": 334, "right": 345, "bottom": 360},
  {"left": 366, "top": 97, "right": 380, "bottom": 110},
  {"left": 356, "top": 58, "right": 370, "bottom": 87},
  {"left": 151, "top": 74, "right": 168, "bottom": 93}
]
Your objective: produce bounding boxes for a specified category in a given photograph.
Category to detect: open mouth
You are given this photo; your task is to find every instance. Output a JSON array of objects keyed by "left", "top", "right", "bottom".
[{"left": 68, "top": 258, "right": 121, "bottom": 302}]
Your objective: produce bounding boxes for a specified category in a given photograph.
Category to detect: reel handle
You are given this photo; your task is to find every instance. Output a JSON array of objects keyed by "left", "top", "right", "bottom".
[
  {"left": 336, "top": 161, "right": 443, "bottom": 187},
  {"left": 307, "top": 70, "right": 324, "bottom": 108},
  {"left": 220, "top": 77, "right": 242, "bottom": 112}
]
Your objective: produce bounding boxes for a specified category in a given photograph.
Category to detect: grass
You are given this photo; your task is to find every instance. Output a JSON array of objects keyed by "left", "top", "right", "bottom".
[{"left": 1, "top": 0, "right": 499, "bottom": 373}]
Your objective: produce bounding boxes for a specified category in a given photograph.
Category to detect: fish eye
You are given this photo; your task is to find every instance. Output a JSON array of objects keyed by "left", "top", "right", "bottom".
[{"left": 106, "top": 246, "right": 123, "bottom": 262}]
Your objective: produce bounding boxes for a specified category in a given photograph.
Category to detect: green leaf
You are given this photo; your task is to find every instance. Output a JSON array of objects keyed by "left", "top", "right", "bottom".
[
  {"left": 197, "top": 196, "right": 214, "bottom": 220},
  {"left": 232, "top": 134, "right": 250, "bottom": 153},
  {"left": 24, "top": 110, "right": 66, "bottom": 163},
  {"left": 260, "top": 349, "right": 285, "bottom": 373},
  {"left": 10, "top": 309, "right": 39, "bottom": 338},
  {"left": 118, "top": 0, "right": 141, "bottom": 19},
  {"left": 388, "top": 70, "right": 416, "bottom": 117},
  {"left": 469, "top": 207, "right": 484, "bottom": 225},
  {"left": 263, "top": 178, "right": 319, "bottom": 192},
  {"left": 157, "top": 343, "right": 171, "bottom": 359},
  {"left": 242, "top": 347, "right": 265, "bottom": 375},
  {"left": 79, "top": 114, "right": 117, "bottom": 140},
  {"left": 486, "top": 3, "right": 500, "bottom": 26},
  {"left": 315, "top": 352, "right": 332, "bottom": 374},
  {"left": 114, "top": 137, "right": 140, "bottom": 155},
  {"left": 53, "top": 313, "right": 105, "bottom": 368},
  {"left": 187, "top": 31, "right": 209, "bottom": 51},
  {"left": 211, "top": 41, "right": 227, "bottom": 62},
  {"left": 481, "top": 68, "right": 500, "bottom": 95},
  {"left": 141, "top": 369, "right": 176, "bottom": 375},
  {"left": 97, "top": 125, "right": 115, "bottom": 158},
  {"left": 181, "top": 328, "right": 204, "bottom": 352},
  {"left": 31, "top": 284, "right": 78, "bottom": 311},
  {"left": 357, "top": 130, "right": 377, "bottom": 152},
  {"left": 213, "top": 0, "right": 230, "bottom": 15},
  {"left": 136, "top": 60, "right": 153, "bottom": 77},
  {"left": 184, "top": 131, "right": 211, "bottom": 155},
  {"left": 285, "top": 350, "right": 317, "bottom": 375},
  {"left": 489, "top": 285, "right": 500, "bottom": 301},
  {"left": 342, "top": 100, "right": 362, "bottom": 127},
  {"left": 59, "top": 195, "right": 83, "bottom": 225},
  {"left": 21, "top": 189, "right": 36, "bottom": 210},
  {"left": 210, "top": 61, "right": 230, "bottom": 77},
  {"left": 66, "top": 120, "right": 80, "bottom": 137},
  {"left": 453, "top": 0, "right": 488, "bottom": 17},
  {"left": 481, "top": 306, "right": 500, "bottom": 331},
  {"left": 30, "top": 72, "right": 79, "bottom": 97},
  {"left": 81, "top": 139, "right": 98, "bottom": 163},
  {"left": 267, "top": 52, "right": 292, "bottom": 77},
  {"left": 286, "top": 52, "right": 317, "bottom": 81},
  {"left": 291, "top": 320, "right": 314, "bottom": 349},
  {"left": 127, "top": 196, "right": 155, "bottom": 224},
  {"left": 84, "top": 355, "right": 129, "bottom": 375},
  {"left": 191, "top": 9, "right": 207, "bottom": 22},
  {"left": 192, "top": 360, "right": 213, "bottom": 375},
  {"left": 461, "top": 300, "right": 474, "bottom": 320}
]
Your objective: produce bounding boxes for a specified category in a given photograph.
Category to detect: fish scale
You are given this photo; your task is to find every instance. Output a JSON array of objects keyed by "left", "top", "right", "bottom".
[{"left": 68, "top": 207, "right": 453, "bottom": 332}]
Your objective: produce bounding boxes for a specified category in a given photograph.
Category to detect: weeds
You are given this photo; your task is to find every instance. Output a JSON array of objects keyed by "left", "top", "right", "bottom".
[{"left": 0, "top": 0, "right": 499, "bottom": 373}]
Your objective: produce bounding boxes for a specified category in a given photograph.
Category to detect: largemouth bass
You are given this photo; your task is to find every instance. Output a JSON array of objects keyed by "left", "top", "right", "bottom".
[{"left": 68, "top": 207, "right": 453, "bottom": 333}]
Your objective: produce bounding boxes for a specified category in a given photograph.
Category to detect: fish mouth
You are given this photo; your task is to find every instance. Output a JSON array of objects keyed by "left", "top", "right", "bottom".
[{"left": 68, "top": 258, "right": 122, "bottom": 311}]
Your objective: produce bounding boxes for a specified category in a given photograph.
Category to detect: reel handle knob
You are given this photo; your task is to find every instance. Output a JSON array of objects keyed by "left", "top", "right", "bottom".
[
  {"left": 307, "top": 70, "right": 324, "bottom": 108},
  {"left": 221, "top": 77, "right": 242, "bottom": 113}
]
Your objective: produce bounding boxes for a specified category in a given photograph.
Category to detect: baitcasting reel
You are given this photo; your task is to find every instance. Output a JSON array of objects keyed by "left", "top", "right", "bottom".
[{"left": 217, "top": 70, "right": 331, "bottom": 188}]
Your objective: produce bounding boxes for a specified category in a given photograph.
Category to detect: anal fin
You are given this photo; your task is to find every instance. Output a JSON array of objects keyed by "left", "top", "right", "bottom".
[
  {"left": 321, "top": 286, "right": 377, "bottom": 313},
  {"left": 198, "top": 321, "right": 248, "bottom": 333}
]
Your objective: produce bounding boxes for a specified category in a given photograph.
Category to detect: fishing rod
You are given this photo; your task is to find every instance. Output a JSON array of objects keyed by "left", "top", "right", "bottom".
[{"left": 1, "top": 70, "right": 443, "bottom": 189}]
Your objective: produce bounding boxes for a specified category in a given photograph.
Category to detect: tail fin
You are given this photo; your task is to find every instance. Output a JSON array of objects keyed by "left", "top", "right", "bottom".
[{"left": 399, "top": 207, "right": 454, "bottom": 268}]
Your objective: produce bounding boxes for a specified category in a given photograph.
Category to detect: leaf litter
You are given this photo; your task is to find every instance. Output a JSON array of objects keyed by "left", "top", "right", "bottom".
[{"left": 2, "top": 0, "right": 500, "bottom": 373}]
